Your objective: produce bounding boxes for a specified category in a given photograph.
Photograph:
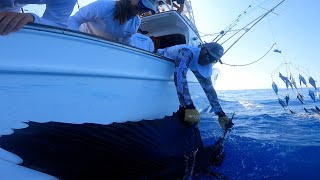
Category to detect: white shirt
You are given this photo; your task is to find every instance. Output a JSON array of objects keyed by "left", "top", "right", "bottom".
[
  {"left": 0, "top": 0, "right": 77, "bottom": 28},
  {"left": 130, "top": 33, "right": 154, "bottom": 52},
  {"left": 68, "top": 0, "right": 141, "bottom": 45},
  {"left": 157, "top": 44, "right": 213, "bottom": 78}
]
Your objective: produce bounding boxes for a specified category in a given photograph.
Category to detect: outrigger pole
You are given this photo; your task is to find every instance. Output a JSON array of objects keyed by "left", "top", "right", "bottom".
[{"left": 221, "top": 0, "right": 286, "bottom": 56}]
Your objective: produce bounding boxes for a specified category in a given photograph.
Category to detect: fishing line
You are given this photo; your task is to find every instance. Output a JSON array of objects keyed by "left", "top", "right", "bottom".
[
  {"left": 219, "top": 12, "right": 266, "bottom": 46},
  {"left": 77, "top": 1, "right": 81, "bottom": 10},
  {"left": 221, "top": 43, "right": 275, "bottom": 67},
  {"left": 213, "top": 0, "right": 273, "bottom": 42},
  {"left": 223, "top": 0, "right": 286, "bottom": 55}
]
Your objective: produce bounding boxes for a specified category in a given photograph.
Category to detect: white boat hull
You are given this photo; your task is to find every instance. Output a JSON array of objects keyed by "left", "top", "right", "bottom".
[
  {"left": 0, "top": 25, "right": 182, "bottom": 130},
  {"left": 0, "top": 25, "right": 184, "bottom": 179}
]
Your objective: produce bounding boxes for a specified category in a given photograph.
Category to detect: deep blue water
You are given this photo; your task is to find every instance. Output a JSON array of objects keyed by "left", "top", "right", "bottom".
[{"left": 190, "top": 85, "right": 320, "bottom": 179}]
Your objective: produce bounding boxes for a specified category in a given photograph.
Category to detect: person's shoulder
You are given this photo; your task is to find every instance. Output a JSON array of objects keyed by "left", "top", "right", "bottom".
[
  {"left": 177, "top": 44, "right": 198, "bottom": 52},
  {"left": 85, "top": 0, "right": 115, "bottom": 16}
]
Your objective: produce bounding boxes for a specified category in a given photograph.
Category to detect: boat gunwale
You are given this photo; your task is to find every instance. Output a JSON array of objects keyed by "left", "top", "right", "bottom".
[{"left": 22, "top": 23, "right": 175, "bottom": 63}]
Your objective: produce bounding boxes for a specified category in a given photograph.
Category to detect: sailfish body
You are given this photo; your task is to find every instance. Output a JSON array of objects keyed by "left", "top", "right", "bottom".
[
  {"left": 299, "top": 74, "right": 307, "bottom": 87},
  {"left": 284, "top": 94, "right": 290, "bottom": 105},
  {"left": 290, "top": 74, "right": 298, "bottom": 89},
  {"left": 308, "top": 76, "right": 317, "bottom": 90},
  {"left": 278, "top": 98, "right": 287, "bottom": 109},
  {"left": 279, "top": 73, "right": 293, "bottom": 89},
  {"left": 272, "top": 82, "right": 278, "bottom": 95},
  {"left": 297, "top": 93, "right": 304, "bottom": 104},
  {"left": 309, "top": 89, "right": 316, "bottom": 101}
]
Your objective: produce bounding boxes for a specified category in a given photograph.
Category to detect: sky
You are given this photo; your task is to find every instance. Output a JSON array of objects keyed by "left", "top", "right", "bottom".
[
  {"left": 25, "top": 0, "right": 320, "bottom": 90},
  {"left": 191, "top": 0, "right": 320, "bottom": 90}
]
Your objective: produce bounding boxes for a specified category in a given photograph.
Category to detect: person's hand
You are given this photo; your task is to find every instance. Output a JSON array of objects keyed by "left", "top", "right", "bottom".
[
  {"left": 177, "top": 104, "right": 200, "bottom": 125},
  {"left": 0, "top": 12, "right": 34, "bottom": 36},
  {"left": 217, "top": 111, "right": 234, "bottom": 131},
  {"left": 184, "top": 108, "right": 200, "bottom": 125}
]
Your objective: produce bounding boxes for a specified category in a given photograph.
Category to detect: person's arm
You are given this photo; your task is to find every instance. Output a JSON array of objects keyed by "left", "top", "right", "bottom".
[
  {"left": 68, "top": 1, "right": 103, "bottom": 31},
  {"left": 193, "top": 71, "right": 233, "bottom": 130},
  {"left": 192, "top": 71, "right": 223, "bottom": 114},
  {"left": 174, "top": 48, "right": 200, "bottom": 125},
  {"left": 149, "top": 39, "right": 155, "bottom": 52},
  {"left": 121, "top": 16, "right": 141, "bottom": 45},
  {"left": 174, "top": 48, "right": 194, "bottom": 107},
  {"left": 34, "top": 0, "right": 77, "bottom": 28}
]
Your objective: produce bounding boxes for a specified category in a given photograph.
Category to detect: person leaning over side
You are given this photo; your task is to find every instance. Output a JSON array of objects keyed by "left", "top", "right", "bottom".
[
  {"left": 0, "top": 0, "right": 77, "bottom": 35},
  {"left": 157, "top": 42, "right": 233, "bottom": 130},
  {"left": 68, "top": 0, "right": 157, "bottom": 45}
]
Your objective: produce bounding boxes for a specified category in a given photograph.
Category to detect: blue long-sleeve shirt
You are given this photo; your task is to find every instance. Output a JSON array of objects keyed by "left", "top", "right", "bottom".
[
  {"left": 157, "top": 45, "right": 223, "bottom": 114},
  {"left": 68, "top": 0, "right": 141, "bottom": 45},
  {"left": 0, "top": 0, "right": 77, "bottom": 28}
]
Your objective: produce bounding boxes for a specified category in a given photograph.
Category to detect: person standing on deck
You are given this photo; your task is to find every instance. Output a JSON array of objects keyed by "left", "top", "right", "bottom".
[
  {"left": 157, "top": 42, "right": 233, "bottom": 130},
  {"left": 0, "top": 0, "right": 77, "bottom": 35},
  {"left": 68, "top": 0, "right": 157, "bottom": 45},
  {"left": 166, "top": 0, "right": 184, "bottom": 14}
]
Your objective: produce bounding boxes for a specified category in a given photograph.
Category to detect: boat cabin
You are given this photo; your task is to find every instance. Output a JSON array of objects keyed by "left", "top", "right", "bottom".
[{"left": 139, "top": 1, "right": 202, "bottom": 51}]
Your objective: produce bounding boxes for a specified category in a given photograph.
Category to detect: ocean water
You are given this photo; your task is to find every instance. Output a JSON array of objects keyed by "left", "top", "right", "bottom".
[{"left": 190, "top": 84, "right": 320, "bottom": 179}]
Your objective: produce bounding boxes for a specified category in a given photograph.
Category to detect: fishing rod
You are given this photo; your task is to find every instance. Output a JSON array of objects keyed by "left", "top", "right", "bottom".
[
  {"left": 222, "top": 0, "right": 286, "bottom": 56},
  {"left": 220, "top": 12, "right": 267, "bottom": 45},
  {"left": 212, "top": 5, "right": 253, "bottom": 42},
  {"left": 213, "top": 0, "right": 273, "bottom": 43}
]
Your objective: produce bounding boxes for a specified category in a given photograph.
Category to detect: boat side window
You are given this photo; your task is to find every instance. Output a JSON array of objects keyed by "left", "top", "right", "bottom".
[{"left": 151, "top": 34, "right": 186, "bottom": 51}]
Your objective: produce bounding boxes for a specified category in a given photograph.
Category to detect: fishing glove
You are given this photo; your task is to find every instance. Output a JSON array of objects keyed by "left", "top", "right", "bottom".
[
  {"left": 177, "top": 104, "right": 200, "bottom": 125},
  {"left": 216, "top": 111, "right": 233, "bottom": 131}
]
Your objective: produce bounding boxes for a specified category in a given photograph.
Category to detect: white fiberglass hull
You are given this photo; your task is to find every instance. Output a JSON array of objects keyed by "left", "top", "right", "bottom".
[
  {"left": 0, "top": 25, "right": 180, "bottom": 129},
  {"left": 0, "top": 25, "right": 181, "bottom": 179}
]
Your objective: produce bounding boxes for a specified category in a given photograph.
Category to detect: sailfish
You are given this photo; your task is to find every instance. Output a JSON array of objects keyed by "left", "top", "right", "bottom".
[
  {"left": 299, "top": 74, "right": 307, "bottom": 87},
  {"left": 297, "top": 93, "right": 304, "bottom": 104},
  {"left": 309, "top": 89, "right": 316, "bottom": 102},
  {"left": 284, "top": 94, "right": 290, "bottom": 106},
  {"left": 290, "top": 74, "right": 298, "bottom": 89},
  {"left": 278, "top": 98, "right": 287, "bottom": 109},
  {"left": 279, "top": 73, "right": 293, "bottom": 89},
  {"left": 308, "top": 76, "right": 317, "bottom": 90},
  {"left": 272, "top": 82, "right": 278, "bottom": 95}
]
